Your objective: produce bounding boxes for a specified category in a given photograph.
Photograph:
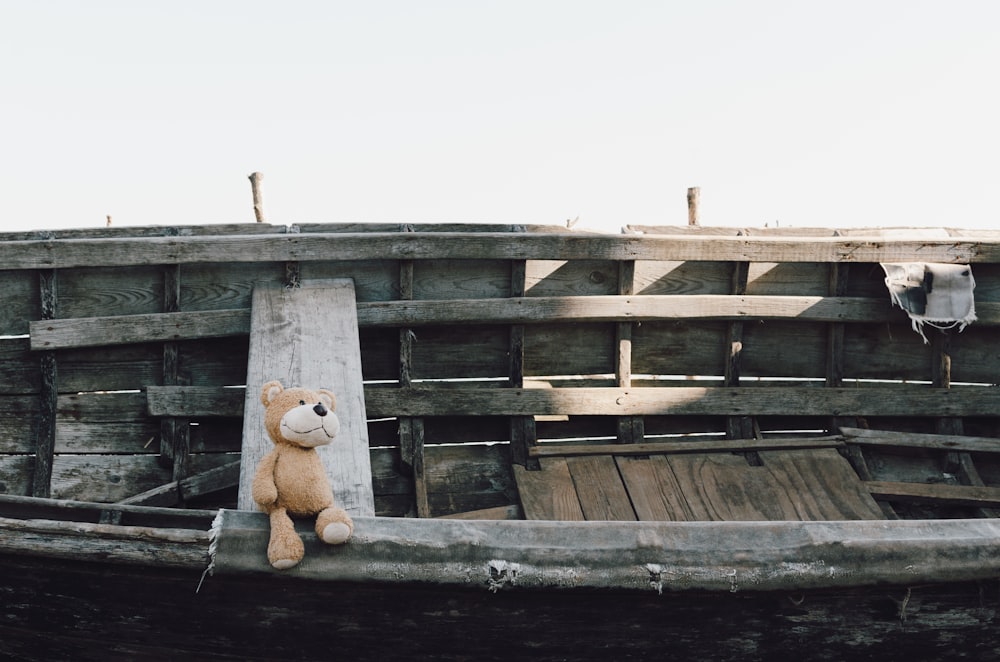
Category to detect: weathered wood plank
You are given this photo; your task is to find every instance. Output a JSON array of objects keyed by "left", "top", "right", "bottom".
[
  {"left": 30, "top": 309, "right": 250, "bottom": 350},
  {"left": 616, "top": 456, "right": 695, "bottom": 521},
  {"left": 6, "top": 232, "right": 1000, "bottom": 269},
  {"left": 841, "top": 427, "right": 1000, "bottom": 453},
  {"left": 50, "top": 453, "right": 233, "bottom": 503},
  {"left": 366, "top": 386, "right": 1000, "bottom": 418},
  {"left": 566, "top": 455, "right": 636, "bottom": 521},
  {"left": 146, "top": 385, "right": 245, "bottom": 417},
  {"left": 435, "top": 504, "right": 523, "bottom": 520},
  {"left": 117, "top": 460, "right": 242, "bottom": 507},
  {"left": 513, "top": 457, "right": 585, "bottom": 521},
  {"left": 866, "top": 480, "right": 1000, "bottom": 508},
  {"left": 757, "top": 449, "right": 884, "bottom": 520},
  {"left": 237, "top": 279, "right": 375, "bottom": 516},
  {"left": 529, "top": 436, "right": 845, "bottom": 458}
]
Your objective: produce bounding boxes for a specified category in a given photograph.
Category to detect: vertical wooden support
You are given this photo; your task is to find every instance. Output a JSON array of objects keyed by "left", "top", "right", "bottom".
[
  {"left": 160, "top": 262, "right": 191, "bottom": 482},
  {"left": 237, "top": 279, "right": 375, "bottom": 516},
  {"left": 397, "top": 225, "right": 431, "bottom": 517},
  {"left": 724, "top": 252, "right": 753, "bottom": 440},
  {"left": 32, "top": 269, "right": 58, "bottom": 498},
  {"left": 616, "top": 260, "right": 643, "bottom": 444},
  {"left": 248, "top": 171, "right": 267, "bottom": 223},
  {"left": 687, "top": 187, "right": 700, "bottom": 226},
  {"left": 509, "top": 227, "right": 538, "bottom": 469}
]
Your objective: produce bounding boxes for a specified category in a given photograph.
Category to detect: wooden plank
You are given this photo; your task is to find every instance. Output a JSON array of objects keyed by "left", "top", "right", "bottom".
[
  {"left": 28, "top": 297, "right": 1000, "bottom": 350},
  {"left": 237, "top": 279, "right": 375, "bottom": 516},
  {"left": 566, "top": 455, "right": 636, "bottom": 521},
  {"left": 117, "top": 460, "right": 242, "bottom": 507},
  {"left": 7, "top": 232, "right": 1000, "bottom": 269},
  {"left": 866, "top": 481, "right": 1000, "bottom": 508},
  {"left": 365, "top": 385, "right": 1000, "bottom": 418},
  {"left": 757, "top": 449, "right": 884, "bottom": 520},
  {"left": 32, "top": 269, "right": 57, "bottom": 498},
  {"left": 664, "top": 453, "right": 803, "bottom": 520},
  {"left": 530, "top": 436, "right": 845, "bottom": 458},
  {"left": 513, "top": 457, "right": 585, "bottom": 521},
  {"left": 616, "top": 456, "right": 695, "bottom": 521},
  {"left": 841, "top": 427, "right": 1000, "bottom": 453},
  {"left": 436, "top": 504, "right": 523, "bottom": 520},
  {"left": 29, "top": 309, "right": 250, "bottom": 350},
  {"left": 146, "top": 385, "right": 245, "bottom": 417}
]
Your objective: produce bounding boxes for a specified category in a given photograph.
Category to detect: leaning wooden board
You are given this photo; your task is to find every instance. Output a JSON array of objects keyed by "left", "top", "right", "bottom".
[{"left": 237, "top": 279, "right": 375, "bottom": 516}]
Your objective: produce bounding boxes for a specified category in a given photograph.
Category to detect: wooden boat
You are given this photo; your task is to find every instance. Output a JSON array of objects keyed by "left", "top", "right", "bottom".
[{"left": 3, "top": 222, "right": 1000, "bottom": 660}]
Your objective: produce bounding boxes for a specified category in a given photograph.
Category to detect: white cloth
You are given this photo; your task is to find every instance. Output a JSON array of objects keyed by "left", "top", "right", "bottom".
[{"left": 881, "top": 262, "right": 976, "bottom": 343}]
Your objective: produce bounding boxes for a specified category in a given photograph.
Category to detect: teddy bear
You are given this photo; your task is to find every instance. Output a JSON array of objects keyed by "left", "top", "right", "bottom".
[{"left": 252, "top": 380, "right": 354, "bottom": 569}]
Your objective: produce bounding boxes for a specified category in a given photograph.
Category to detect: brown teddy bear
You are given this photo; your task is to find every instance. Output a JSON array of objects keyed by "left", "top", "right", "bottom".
[{"left": 252, "top": 380, "right": 354, "bottom": 569}]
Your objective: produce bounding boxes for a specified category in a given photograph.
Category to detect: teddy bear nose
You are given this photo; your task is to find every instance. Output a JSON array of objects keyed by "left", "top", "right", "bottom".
[{"left": 313, "top": 403, "right": 328, "bottom": 417}]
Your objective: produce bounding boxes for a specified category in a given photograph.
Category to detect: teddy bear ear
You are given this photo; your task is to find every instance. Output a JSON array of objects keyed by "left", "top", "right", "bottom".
[
  {"left": 318, "top": 389, "right": 336, "bottom": 411},
  {"left": 261, "top": 380, "right": 284, "bottom": 406}
]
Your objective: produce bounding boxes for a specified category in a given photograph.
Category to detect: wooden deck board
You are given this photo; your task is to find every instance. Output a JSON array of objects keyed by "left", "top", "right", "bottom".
[
  {"left": 566, "top": 456, "right": 637, "bottom": 521},
  {"left": 513, "top": 458, "right": 585, "bottom": 521},
  {"left": 519, "top": 448, "right": 885, "bottom": 522}
]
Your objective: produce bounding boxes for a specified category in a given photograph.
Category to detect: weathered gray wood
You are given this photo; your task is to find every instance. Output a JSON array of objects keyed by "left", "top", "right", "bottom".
[
  {"left": 436, "top": 504, "right": 522, "bottom": 520},
  {"left": 50, "top": 453, "right": 234, "bottom": 503},
  {"left": 841, "top": 427, "right": 1000, "bottom": 453},
  {"left": 513, "top": 457, "right": 585, "bottom": 521},
  {"left": 616, "top": 456, "right": 694, "bottom": 521},
  {"left": 30, "top": 309, "right": 251, "bottom": 350},
  {"left": 32, "top": 269, "right": 57, "bottom": 498},
  {"left": 366, "top": 386, "right": 1000, "bottom": 418},
  {"left": 146, "top": 385, "right": 245, "bottom": 417},
  {"left": 866, "top": 480, "right": 1000, "bottom": 508},
  {"left": 566, "top": 455, "right": 637, "bottom": 521},
  {"left": 529, "top": 435, "right": 845, "bottom": 458},
  {"left": 7, "top": 232, "right": 1000, "bottom": 269},
  {"left": 237, "top": 279, "right": 375, "bottom": 516},
  {"left": 116, "top": 460, "right": 242, "bottom": 507}
]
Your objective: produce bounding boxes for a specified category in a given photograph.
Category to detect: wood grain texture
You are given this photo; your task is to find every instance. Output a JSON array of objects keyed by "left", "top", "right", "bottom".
[
  {"left": 7, "top": 232, "right": 1000, "bottom": 269},
  {"left": 566, "top": 455, "right": 636, "bottom": 521},
  {"left": 513, "top": 457, "right": 585, "bottom": 521},
  {"left": 616, "top": 456, "right": 695, "bottom": 521},
  {"left": 841, "top": 427, "right": 1000, "bottom": 453},
  {"left": 236, "top": 279, "right": 375, "bottom": 516}
]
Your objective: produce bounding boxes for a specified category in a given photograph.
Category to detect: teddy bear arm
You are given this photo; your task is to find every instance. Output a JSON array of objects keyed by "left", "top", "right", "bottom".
[{"left": 251, "top": 451, "right": 280, "bottom": 508}]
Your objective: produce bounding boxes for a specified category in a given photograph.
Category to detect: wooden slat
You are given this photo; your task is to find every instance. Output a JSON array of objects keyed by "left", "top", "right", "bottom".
[
  {"left": 566, "top": 456, "right": 636, "bottom": 521},
  {"left": 38, "top": 294, "right": 984, "bottom": 351},
  {"left": 841, "top": 427, "right": 1000, "bottom": 453},
  {"left": 7, "top": 232, "right": 1000, "bottom": 269},
  {"left": 436, "top": 504, "right": 523, "bottom": 520},
  {"left": 866, "top": 481, "right": 1000, "bottom": 508},
  {"left": 237, "top": 279, "right": 375, "bottom": 516},
  {"left": 529, "top": 436, "right": 845, "bottom": 458},
  {"left": 146, "top": 386, "right": 245, "bottom": 417},
  {"left": 117, "top": 460, "right": 242, "bottom": 507},
  {"left": 366, "top": 386, "right": 1000, "bottom": 418},
  {"left": 513, "top": 458, "right": 585, "bottom": 521},
  {"left": 30, "top": 309, "right": 251, "bottom": 350},
  {"left": 32, "top": 269, "right": 57, "bottom": 498},
  {"left": 757, "top": 450, "right": 884, "bottom": 520},
  {"left": 616, "top": 456, "right": 695, "bottom": 521}
]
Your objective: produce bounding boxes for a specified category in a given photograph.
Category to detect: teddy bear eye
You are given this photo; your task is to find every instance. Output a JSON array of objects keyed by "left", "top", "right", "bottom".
[{"left": 299, "top": 400, "right": 305, "bottom": 405}]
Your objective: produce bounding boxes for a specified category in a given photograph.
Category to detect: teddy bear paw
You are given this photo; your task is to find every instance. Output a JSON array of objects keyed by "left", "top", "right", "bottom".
[
  {"left": 321, "top": 522, "right": 352, "bottom": 545},
  {"left": 271, "top": 557, "right": 300, "bottom": 570}
]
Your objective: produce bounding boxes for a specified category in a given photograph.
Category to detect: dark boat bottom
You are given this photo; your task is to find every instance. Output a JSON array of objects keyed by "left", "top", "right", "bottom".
[{"left": 2, "top": 554, "right": 999, "bottom": 662}]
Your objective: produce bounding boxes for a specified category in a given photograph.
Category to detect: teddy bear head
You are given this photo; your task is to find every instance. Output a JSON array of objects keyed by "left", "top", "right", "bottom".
[{"left": 260, "top": 380, "right": 340, "bottom": 448}]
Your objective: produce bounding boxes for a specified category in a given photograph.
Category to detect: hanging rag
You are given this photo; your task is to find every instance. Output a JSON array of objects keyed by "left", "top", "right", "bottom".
[{"left": 881, "top": 262, "right": 976, "bottom": 343}]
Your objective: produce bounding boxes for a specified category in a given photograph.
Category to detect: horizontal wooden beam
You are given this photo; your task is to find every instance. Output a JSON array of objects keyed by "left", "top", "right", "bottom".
[
  {"left": 841, "top": 427, "right": 1000, "bottom": 453},
  {"left": 866, "top": 481, "right": 1000, "bottom": 508},
  {"left": 30, "top": 309, "right": 250, "bottom": 350},
  {"left": 364, "top": 386, "right": 1000, "bottom": 418},
  {"left": 7, "top": 232, "right": 999, "bottom": 269},
  {"left": 528, "top": 436, "right": 845, "bottom": 458},
  {"left": 145, "top": 385, "right": 1000, "bottom": 419},
  {"left": 116, "top": 460, "right": 242, "bottom": 507},
  {"left": 31, "top": 296, "right": 1000, "bottom": 350}
]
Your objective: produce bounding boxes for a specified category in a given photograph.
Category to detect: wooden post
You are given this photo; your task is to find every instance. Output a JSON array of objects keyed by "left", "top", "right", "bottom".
[
  {"left": 32, "top": 269, "right": 58, "bottom": 498},
  {"left": 687, "top": 187, "right": 700, "bottom": 226},
  {"left": 248, "top": 172, "right": 267, "bottom": 223}
]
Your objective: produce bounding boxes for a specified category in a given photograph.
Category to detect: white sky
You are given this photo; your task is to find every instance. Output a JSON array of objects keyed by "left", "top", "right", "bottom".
[{"left": 2, "top": 1, "right": 998, "bottom": 234}]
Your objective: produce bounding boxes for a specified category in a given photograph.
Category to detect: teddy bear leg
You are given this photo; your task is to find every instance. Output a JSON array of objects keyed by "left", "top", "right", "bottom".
[
  {"left": 315, "top": 506, "right": 354, "bottom": 545},
  {"left": 267, "top": 507, "right": 305, "bottom": 570}
]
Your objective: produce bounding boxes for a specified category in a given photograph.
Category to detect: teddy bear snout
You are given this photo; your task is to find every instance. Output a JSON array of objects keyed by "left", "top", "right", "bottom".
[{"left": 313, "top": 403, "right": 328, "bottom": 417}]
